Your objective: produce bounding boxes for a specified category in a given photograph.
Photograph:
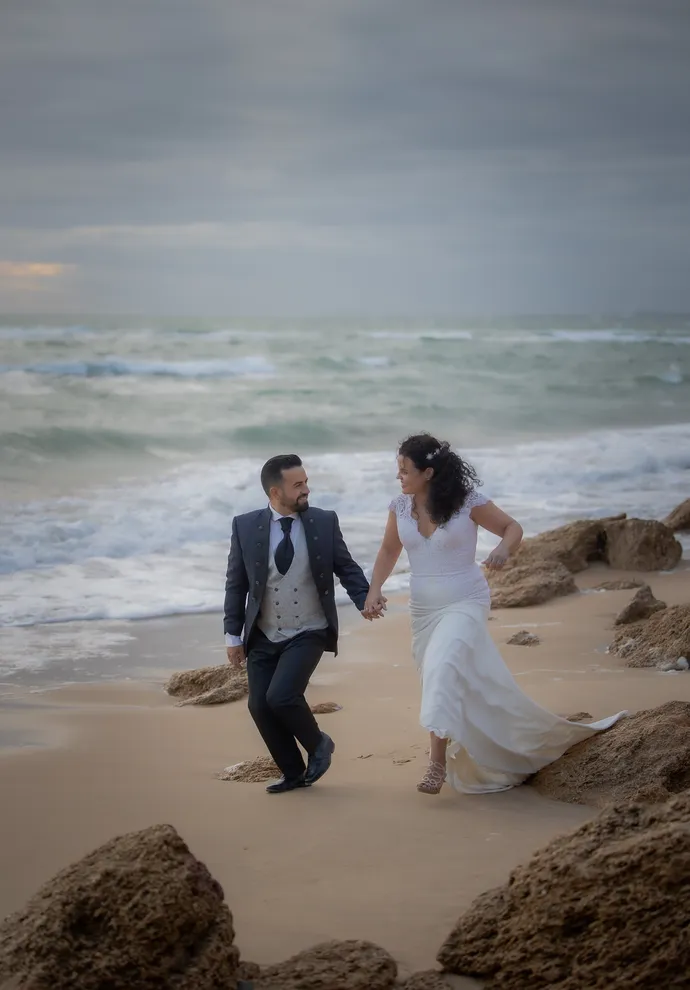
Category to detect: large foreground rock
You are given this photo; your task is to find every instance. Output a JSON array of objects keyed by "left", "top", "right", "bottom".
[
  {"left": 255, "top": 940, "right": 398, "bottom": 990},
  {"left": 530, "top": 701, "right": 690, "bottom": 806},
  {"left": 488, "top": 514, "right": 681, "bottom": 608},
  {"left": 613, "top": 583, "right": 666, "bottom": 625},
  {"left": 609, "top": 603, "right": 690, "bottom": 668},
  {"left": 165, "top": 664, "right": 248, "bottom": 705},
  {"left": 0, "top": 824, "right": 238, "bottom": 990},
  {"left": 438, "top": 793, "right": 690, "bottom": 989},
  {"left": 664, "top": 497, "right": 690, "bottom": 532}
]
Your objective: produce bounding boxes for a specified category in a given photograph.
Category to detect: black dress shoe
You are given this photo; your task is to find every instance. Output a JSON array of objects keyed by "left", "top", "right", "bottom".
[
  {"left": 265, "top": 774, "right": 309, "bottom": 794},
  {"left": 305, "top": 732, "right": 335, "bottom": 785}
]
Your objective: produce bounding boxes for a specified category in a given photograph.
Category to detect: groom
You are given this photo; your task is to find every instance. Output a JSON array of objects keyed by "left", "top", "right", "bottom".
[{"left": 224, "top": 454, "right": 379, "bottom": 793}]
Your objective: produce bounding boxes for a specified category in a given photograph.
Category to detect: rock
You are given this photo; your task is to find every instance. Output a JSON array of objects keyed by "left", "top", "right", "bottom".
[
  {"left": 614, "top": 584, "right": 667, "bottom": 625},
  {"left": 237, "top": 960, "right": 262, "bottom": 981},
  {"left": 437, "top": 792, "right": 690, "bottom": 989},
  {"left": 530, "top": 701, "right": 690, "bottom": 806},
  {"left": 603, "top": 518, "right": 682, "bottom": 571},
  {"left": 489, "top": 561, "right": 577, "bottom": 608},
  {"left": 216, "top": 757, "right": 280, "bottom": 783},
  {"left": 0, "top": 824, "right": 238, "bottom": 990},
  {"left": 664, "top": 497, "right": 690, "bottom": 532},
  {"left": 255, "top": 940, "right": 398, "bottom": 990},
  {"left": 510, "top": 517, "right": 622, "bottom": 573},
  {"left": 592, "top": 578, "right": 644, "bottom": 591},
  {"left": 609, "top": 604, "right": 690, "bottom": 668},
  {"left": 565, "top": 711, "right": 592, "bottom": 722},
  {"left": 399, "top": 971, "right": 453, "bottom": 989},
  {"left": 310, "top": 702, "right": 343, "bottom": 714},
  {"left": 506, "top": 630, "right": 540, "bottom": 646},
  {"left": 165, "top": 664, "right": 248, "bottom": 706}
]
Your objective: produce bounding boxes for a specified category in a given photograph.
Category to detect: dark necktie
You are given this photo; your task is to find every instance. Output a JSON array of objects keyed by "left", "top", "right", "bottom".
[{"left": 274, "top": 517, "right": 294, "bottom": 575}]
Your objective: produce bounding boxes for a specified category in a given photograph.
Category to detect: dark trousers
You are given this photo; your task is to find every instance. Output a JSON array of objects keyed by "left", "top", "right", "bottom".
[{"left": 246, "top": 628, "right": 326, "bottom": 778}]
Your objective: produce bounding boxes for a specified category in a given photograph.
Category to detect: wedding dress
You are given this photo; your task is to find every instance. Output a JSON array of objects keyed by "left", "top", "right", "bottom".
[{"left": 389, "top": 492, "right": 627, "bottom": 793}]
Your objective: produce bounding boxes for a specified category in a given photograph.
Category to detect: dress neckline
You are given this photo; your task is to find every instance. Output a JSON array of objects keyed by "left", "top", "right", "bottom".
[{"left": 411, "top": 496, "right": 439, "bottom": 541}]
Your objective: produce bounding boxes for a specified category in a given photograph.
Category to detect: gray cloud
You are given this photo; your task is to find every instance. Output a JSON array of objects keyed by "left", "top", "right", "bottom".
[{"left": 1, "top": 0, "right": 689, "bottom": 314}]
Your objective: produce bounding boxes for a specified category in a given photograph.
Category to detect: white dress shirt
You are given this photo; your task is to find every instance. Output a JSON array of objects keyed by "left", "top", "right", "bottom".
[{"left": 225, "top": 507, "right": 305, "bottom": 647}]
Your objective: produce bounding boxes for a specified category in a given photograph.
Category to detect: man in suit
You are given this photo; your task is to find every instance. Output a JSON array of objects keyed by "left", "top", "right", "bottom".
[{"left": 224, "top": 454, "right": 381, "bottom": 794}]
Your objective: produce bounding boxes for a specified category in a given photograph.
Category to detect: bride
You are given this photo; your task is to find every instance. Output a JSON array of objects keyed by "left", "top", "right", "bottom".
[{"left": 363, "top": 433, "right": 626, "bottom": 796}]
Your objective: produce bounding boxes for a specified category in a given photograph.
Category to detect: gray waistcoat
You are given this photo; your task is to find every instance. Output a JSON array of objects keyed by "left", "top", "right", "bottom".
[{"left": 258, "top": 536, "right": 327, "bottom": 643}]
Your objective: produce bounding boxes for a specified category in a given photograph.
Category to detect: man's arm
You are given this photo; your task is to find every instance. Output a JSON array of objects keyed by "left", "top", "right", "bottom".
[
  {"left": 332, "top": 512, "right": 369, "bottom": 610},
  {"left": 224, "top": 517, "right": 249, "bottom": 641}
]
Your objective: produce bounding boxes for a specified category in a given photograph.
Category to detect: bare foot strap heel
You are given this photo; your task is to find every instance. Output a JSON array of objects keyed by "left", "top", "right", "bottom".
[{"left": 417, "top": 760, "right": 446, "bottom": 794}]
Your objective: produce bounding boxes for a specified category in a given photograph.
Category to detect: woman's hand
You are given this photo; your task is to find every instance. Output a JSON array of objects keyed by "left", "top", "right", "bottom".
[
  {"left": 363, "top": 591, "right": 388, "bottom": 620},
  {"left": 482, "top": 544, "right": 511, "bottom": 571}
]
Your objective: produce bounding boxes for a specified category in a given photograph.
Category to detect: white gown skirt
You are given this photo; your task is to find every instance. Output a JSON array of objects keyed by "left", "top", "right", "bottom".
[{"left": 410, "top": 599, "right": 627, "bottom": 794}]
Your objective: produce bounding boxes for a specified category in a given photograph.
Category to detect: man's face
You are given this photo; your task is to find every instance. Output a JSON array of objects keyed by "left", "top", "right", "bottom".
[{"left": 272, "top": 466, "right": 310, "bottom": 513}]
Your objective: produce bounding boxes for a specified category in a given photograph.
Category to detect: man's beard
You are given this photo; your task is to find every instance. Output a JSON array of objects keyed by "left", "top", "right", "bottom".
[{"left": 294, "top": 496, "right": 309, "bottom": 513}]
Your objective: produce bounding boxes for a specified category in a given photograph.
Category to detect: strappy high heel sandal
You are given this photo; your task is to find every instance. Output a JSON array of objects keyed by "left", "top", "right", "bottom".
[{"left": 417, "top": 760, "right": 446, "bottom": 795}]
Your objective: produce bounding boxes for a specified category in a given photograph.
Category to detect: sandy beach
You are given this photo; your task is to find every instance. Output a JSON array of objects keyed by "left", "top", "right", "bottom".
[{"left": 1, "top": 562, "right": 689, "bottom": 979}]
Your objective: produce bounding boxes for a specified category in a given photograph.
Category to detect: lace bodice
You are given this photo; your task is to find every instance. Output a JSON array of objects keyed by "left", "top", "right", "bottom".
[{"left": 389, "top": 491, "right": 491, "bottom": 607}]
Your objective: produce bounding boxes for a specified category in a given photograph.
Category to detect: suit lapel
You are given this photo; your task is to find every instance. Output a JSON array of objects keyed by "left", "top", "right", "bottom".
[{"left": 255, "top": 506, "right": 272, "bottom": 579}]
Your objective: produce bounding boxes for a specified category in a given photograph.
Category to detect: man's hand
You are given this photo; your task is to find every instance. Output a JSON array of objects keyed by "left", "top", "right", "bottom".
[{"left": 226, "top": 645, "right": 246, "bottom": 668}]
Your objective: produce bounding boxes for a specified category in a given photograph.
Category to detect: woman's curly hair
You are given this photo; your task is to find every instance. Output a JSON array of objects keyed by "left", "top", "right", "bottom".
[{"left": 398, "top": 433, "right": 482, "bottom": 526}]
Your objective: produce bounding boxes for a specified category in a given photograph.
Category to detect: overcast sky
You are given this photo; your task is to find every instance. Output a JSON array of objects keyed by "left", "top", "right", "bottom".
[{"left": 1, "top": 0, "right": 689, "bottom": 316}]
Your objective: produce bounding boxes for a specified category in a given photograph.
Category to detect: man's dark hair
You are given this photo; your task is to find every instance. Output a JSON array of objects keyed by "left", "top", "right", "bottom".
[{"left": 260, "top": 454, "right": 303, "bottom": 496}]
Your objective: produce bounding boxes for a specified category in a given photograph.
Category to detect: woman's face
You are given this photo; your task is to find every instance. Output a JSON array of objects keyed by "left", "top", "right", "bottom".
[{"left": 396, "top": 454, "right": 431, "bottom": 495}]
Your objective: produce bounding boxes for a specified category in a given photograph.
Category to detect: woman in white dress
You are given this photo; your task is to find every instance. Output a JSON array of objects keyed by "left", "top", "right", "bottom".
[{"left": 363, "top": 433, "right": 626, "bottom": 796}]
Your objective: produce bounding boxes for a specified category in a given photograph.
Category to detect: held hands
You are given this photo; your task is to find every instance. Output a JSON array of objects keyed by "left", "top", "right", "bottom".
[
  {"left": 482, "top": 543, "right": 510, "bottom": 571},
  {"left": 362, "top": 591, "right": 388, "bottom": 621},
  {"left": 226, "top": 645, "right": 246, "bottom": 668}
]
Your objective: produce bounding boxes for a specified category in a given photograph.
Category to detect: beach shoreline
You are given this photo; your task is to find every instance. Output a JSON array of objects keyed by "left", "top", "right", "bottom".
[{"left": 2, "top": 562, "right": 689, "bottom": 975}]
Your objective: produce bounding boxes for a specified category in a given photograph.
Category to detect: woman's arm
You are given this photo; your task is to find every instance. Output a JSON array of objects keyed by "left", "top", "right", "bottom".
[
  {"left": 364, "top": 511, "right": 404, "bottom": 612},
  {"left": 470, "top": 501, "right": 523, "bottom": 570}
]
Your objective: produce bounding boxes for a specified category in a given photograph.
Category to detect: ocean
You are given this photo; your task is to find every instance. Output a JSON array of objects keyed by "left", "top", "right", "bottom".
[{"left": 1, "top": 315, "right": 689, "bottom": 681}]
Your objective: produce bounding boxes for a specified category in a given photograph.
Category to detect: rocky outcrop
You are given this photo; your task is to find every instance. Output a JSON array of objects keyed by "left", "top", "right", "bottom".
[
  {"left": 604, "top": 518, "right": 682, "bottom": 571},
  {"left": 609, "top": 604, "right": 690, "bottom": 668},
  {"left": 488, "top": 514, "right": 681, "bottom": 608},
  {"left": 255, "top": 940, "right": 398, "bottom": 990},
  {"left": 506, "top": 630, "right": 541, "bottom": 646},
  {"left": 165, "top": 664, "right": 248, "bottom": 705},
  {"left": 0, "top": 824, "right": 238, "bottom": 990},
  {"left": 664, "top": 497, "right": 690, "bottom": 532},
  {"left": 437, "top": 793, "right": 690, "bottom": 989},
  {"left": 614, "top": 584, "right": 666, "bottom": 625},
  {"left": 530, "top": 701, "right": 690, "bottom": 806},
  {"left": 488, "top": 561, "right": 576, "bottom": 608}
]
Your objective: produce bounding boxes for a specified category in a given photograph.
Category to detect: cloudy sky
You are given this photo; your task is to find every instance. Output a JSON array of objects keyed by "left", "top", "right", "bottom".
[{"left": 1, "top": 0, "right": 689, "bottom": 316}]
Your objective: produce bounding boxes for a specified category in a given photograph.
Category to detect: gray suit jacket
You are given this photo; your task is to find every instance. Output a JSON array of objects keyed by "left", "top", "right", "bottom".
[{"left": 224, "top": 506, "right": 370, "bottom": 655}]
